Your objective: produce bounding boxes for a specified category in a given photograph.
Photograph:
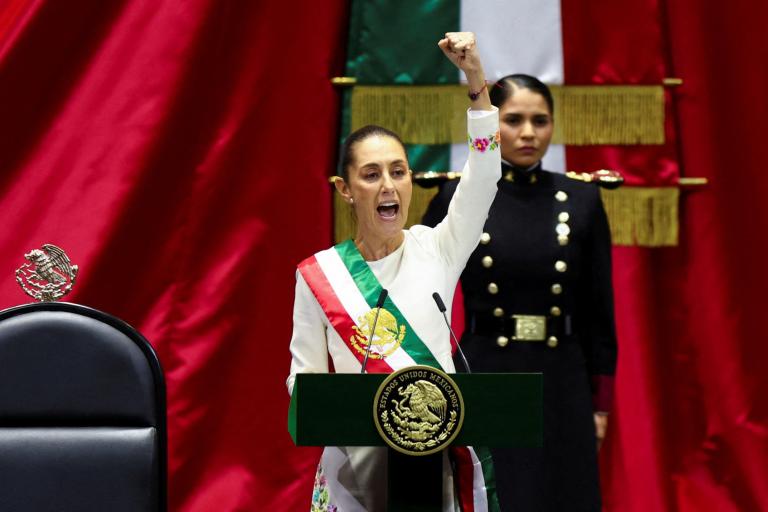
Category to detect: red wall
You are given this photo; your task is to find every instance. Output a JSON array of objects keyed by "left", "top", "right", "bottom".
[{"left": 1, "top": 1, "right": 766, "bottom": 510}]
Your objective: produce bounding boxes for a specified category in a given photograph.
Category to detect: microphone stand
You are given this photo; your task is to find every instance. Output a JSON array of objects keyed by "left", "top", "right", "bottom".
[
  {"left": 361, "top": 289, "right": 388, "bottom": 374},
  {"left": 432, "top": 292, "right": 472, "bottom": 374}
]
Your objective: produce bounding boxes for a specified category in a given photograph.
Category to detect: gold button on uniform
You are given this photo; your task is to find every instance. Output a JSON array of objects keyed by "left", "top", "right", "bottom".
[
  {"left": 551, "top": 283, "right": 563, "bottom": 295},
  {"left": 558, "top": 235, "right": 569, "bottom": 246},
  {"left": 555, "top": 260, "right": 567, "bottom": 272},
  {"left": 480, "top": 232, "right": 491, "bottom": 245},
  {"left": 556, "top": 223, "right": 571, "bottom": 236},
  {"left": 497, "top": 336, "right": 509, "bottom": 347},
  {"left": 482, "top": 255, "right": 494, "bottom": 268},
  {"left": 487, "top": 282, "right": 499, "bottom": 294},
  {"left": 558, "top": 212, "right": 570, "bottom": 223},
  {"left": 555, "top": 191, "right": 568, "bottom": 202},
  {"left": 493, "top": 307, "right": 505, "bottom": 317},
  {"left": 547, "top": 336, "right": 559, "bottom": 348},
  {"left": 550, "top": 306, "right": 561, "bottom": 316}
]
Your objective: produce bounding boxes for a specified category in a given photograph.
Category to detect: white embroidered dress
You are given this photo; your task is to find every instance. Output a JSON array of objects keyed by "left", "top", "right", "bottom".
[{"left": 288, "top": 109, "right": 500, "bottom": 512}]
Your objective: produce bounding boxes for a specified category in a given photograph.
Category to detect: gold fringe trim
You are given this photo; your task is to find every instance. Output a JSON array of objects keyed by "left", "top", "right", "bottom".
[
  {"left": 350, "top": 85, "right": 665, "bottom": 145},
  {"left": 333, "top": 186, "right": 439, "bottom": 244},
  {"left": 351, "top": 85, "right": 468, "bottom": 145},
  {"left": 552, "top": 86, "right": 664, "bottom": 145},
  {"left": 334, "top": 185, "right": 678, "bottom": 247},
  {"left": 601, "top": 187, "right": 679, "bottom": 247}
]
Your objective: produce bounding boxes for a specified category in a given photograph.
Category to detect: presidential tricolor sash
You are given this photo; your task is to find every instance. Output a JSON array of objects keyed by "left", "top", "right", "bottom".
[
  {"left": 298, "top": 239, "right": 442, "bottom": 372},
  {"left": 298, "top": 239, "right": 499, "bottom": 511}
]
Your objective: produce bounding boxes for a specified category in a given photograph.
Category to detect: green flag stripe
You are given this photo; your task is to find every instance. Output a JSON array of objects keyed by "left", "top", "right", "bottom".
[
  {"left": 334, "top": 239, "right": 442, "bottom": 369},
  {"left": 346, "top": 0, "right": 459, "bottom": 84},
  {"left": 473, "top": 445, "right": 502, "bottom": 512},
  {"left": 340, "top": 0, "right": 458, "bottom": 176}
]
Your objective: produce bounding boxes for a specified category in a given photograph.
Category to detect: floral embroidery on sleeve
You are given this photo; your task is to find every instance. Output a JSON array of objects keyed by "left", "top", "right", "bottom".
[
  {"left": 468, "top": 131, "right": 501, "bottom": 152},
  {"left": 311, "top": 464, "right": 338, "bottom": 512}
]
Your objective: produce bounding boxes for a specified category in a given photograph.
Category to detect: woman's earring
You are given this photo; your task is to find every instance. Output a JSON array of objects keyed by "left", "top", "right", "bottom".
[{"left": 349, "top": 197, "right": 354, "bottom": 204}]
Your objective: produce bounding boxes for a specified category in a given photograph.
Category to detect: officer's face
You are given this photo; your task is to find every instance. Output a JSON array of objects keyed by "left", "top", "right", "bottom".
[{"left": 498, "top": 88, "right": 554, "bottom": 168}]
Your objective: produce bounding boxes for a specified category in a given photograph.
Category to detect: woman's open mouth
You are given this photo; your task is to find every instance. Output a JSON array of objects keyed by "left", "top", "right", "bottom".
[{"left": 377, "top": 202, "right": 399, "bottom": 219}]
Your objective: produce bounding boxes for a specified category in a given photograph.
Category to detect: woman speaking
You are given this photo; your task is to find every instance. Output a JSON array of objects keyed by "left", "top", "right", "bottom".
[{"left": 287, "top": 33, "right": 502, "bottom": 511}]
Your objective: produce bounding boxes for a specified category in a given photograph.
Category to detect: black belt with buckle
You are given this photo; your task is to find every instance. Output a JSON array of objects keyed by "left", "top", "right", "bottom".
[{"left": 469, "top": 312, "right": 571, "bottom": 341}]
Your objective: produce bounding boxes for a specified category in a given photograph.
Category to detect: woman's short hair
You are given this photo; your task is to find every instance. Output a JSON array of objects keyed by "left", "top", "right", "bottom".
[
  {"left": 490, "top": 74, "right": 554, "bottom": 115},
  {"left": 338, "top": 125, "right": 407, "bottom": 182}
]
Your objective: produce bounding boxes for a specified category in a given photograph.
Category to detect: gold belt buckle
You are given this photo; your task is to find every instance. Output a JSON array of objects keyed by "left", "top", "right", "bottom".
[{"left": 511, "top": 315, "right": 546, "bottom": 341}]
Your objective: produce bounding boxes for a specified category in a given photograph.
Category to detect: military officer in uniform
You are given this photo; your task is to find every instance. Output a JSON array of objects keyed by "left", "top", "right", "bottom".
[{"left": 423, "top": 74, "right": 617, "bottom": 512}]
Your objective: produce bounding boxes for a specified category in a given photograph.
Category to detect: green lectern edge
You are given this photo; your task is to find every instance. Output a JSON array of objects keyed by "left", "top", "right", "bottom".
[{"left": 288, "top": 372, "right": 542, "bottom": 448}]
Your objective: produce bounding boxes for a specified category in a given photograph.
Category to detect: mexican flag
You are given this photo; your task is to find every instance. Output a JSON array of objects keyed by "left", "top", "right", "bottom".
[{"left": 336, "top": 0, "right": 681, "bottom": 247}]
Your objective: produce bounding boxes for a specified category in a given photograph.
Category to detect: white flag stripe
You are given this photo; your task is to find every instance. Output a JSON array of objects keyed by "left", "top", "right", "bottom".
[
  {"left": 315, "top": 249, "right": 417, "bottom": 369},
  {"left": 453, "top": 0, "right": 567, "bottom": 173},
  {"left": 460, "top": 0, "right": 564, "bottom": 84},
  {"left": 449, "top": 143, "right": 468, "bottom": 175},
  {"left": 470, "top": 447, "right": 490, "bottom": 510},
  {"left": 542, "top": 144, "right": 566, "bottom": 173}
]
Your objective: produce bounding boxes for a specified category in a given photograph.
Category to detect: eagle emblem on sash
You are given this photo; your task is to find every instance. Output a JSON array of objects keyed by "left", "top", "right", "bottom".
[{"left": 351, "top": 307, "right": 406, "bottom": 359}]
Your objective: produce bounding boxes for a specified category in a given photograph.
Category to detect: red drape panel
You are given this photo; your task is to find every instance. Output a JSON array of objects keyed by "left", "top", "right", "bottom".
[
  {"left": 3, "top": 1, "right": 768, "bottom": 510},
  {"left": 562, "top": 0, "right": 768, "bottom": 510},
  {"left": 560, "top": 0, "right": 680, "bottom": 186},
  {"left": 0, "top": 1, "right": 347, "bottom": 510},
  {"left": 654, "top": 0, "right": 768, "bottom": 509}
]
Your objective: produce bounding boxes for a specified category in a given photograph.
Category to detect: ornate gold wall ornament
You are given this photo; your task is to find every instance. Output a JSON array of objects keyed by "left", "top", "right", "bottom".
[
  {"left": 350, "top": 308, "right": 405, "bottom": 359},
  {"left": 374, "top": 366, "right": 465, "bottom": 456},
  {"left": 15, "top": 244, "right": 78, "bottom": 302}
]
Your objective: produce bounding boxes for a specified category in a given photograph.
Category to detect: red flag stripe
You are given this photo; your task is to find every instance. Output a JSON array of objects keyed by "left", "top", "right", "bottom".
[{"left": 451, "top": 446, "right": 477, "bottom": 512}]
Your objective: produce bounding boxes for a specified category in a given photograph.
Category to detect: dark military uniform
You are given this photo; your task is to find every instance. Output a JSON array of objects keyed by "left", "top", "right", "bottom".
[{"left": 423, "top": 162, "right": 617, "bottom": 512}]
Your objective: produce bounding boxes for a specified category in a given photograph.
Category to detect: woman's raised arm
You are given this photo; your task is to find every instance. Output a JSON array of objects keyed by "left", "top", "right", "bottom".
[
  {"left": 438, "top": 32, "right": 491, "bottom": 111},
  {"left": 426, "top": 32, "right": 500, "bottom": 271}
]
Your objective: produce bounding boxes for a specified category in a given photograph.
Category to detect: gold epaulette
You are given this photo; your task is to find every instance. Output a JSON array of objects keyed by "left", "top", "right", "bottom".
[
  {"left": 565, "top": 170, "right": 624, "bottom": 189},
  {"left": 330, "top": 169, "right": 624, "bottom": 189},
  {"left": 411, "top": 171, "right": 462, "bottom": 184}
]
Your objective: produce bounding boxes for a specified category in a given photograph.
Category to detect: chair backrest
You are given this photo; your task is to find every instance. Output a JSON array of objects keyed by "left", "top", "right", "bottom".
[{"left": 0, "top": 302, "right": 166, "bottom": 512}]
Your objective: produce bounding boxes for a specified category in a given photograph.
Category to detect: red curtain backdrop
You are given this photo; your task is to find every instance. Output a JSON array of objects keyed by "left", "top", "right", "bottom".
[
  {"left": 559, "top": 0, "right": 768, "bottom": 510},
  {"left": 0, "top": 1, "right": 346, "bottom": 510},
  {"left": 1, "top": 1, "right": 768, "bottom": 511}
]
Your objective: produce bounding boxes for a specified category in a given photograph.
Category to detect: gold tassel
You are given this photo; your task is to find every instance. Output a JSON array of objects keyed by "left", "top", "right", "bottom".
[
  {"left": 552, "top": 86, "right": 665, "bottom": 145},
  {"left": 333, "top": 186, "right": 439, "bottom": 244},
  {"left": 350, "top": 85, "right": 665, "bottom": 145},
  {"left": 351, "top": 85, "right": 467, "bottom": 144},
  {"left": 333, "top": 192, "right": 356, "bottom": 244},
  {"left": 600, "top": 187, "right": 679, "bottom": 246},
  {"left": 335, "top": 183, "right": 679, "bottom": 247}
]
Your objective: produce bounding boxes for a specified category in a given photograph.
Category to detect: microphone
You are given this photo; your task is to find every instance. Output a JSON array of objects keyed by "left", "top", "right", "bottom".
[
  {"left": 361, "top": 288, "right": 388, "bottom": 374},
  {"left": 432, "top": 292, "right": 472, "bottom": 374}
]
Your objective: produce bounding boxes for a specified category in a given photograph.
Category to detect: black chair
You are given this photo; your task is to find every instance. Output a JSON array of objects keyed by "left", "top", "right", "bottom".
[{"left": 0, "top": 302, "right": 167, "bottom": 512}]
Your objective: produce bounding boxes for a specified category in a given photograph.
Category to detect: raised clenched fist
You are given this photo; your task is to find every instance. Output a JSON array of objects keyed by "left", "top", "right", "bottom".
[{"left": 438, "top": 32, "right": 482, "bottom": 73}]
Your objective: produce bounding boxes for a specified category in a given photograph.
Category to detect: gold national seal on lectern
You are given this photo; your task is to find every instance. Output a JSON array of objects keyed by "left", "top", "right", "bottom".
[{"left": 373, "top": 365, "right": 464, "bottom": 456}]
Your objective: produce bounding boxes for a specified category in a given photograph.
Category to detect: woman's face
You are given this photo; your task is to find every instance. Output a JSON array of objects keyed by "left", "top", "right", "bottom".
[
  {"left": 498, "top": 87, "right": 554, "bottom": 168},
  {"left": 339, "top": 135, "right": 412, "bottom": 242}
]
